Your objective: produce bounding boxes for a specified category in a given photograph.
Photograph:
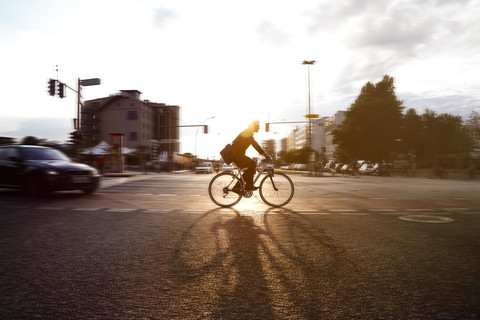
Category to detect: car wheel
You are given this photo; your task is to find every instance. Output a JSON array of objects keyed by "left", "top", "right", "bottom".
[
  {"left": 83, "top": 187, "right": 97, "bottom": 194},
  {"left": 27, "top": 175, "right": 43, "bottom": 195}
]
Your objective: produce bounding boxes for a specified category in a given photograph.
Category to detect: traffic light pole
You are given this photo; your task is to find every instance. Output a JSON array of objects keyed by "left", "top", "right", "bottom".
[{"left": 47, "top": 77, "right": 100, "bottom": 132}]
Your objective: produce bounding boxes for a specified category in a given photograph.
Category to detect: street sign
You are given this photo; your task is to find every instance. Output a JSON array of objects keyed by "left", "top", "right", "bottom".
[
  {"left": 305, "top": 114, "right": 319, "bottom": 119},
  {"left": 80, "top": 78, "right": 101, "bottom": 86}
]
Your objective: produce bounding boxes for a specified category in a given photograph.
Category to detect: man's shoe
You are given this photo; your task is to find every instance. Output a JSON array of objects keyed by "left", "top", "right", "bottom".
[{"left": 245, "top": 186, "right": 258, "bottom": 191}]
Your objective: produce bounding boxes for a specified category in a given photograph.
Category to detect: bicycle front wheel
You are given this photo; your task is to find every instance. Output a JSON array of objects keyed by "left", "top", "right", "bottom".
[
  {"left": 259, "top": 172, "right": 294, "bottom": 207},
  {"left": 208, "top": 172, "right": 242, "bottom": 207}
]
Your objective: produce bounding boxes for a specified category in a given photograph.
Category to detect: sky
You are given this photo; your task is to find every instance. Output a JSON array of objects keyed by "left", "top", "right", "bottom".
[{"left": 1, "top": 0, "right": 479, "bottom": 159}]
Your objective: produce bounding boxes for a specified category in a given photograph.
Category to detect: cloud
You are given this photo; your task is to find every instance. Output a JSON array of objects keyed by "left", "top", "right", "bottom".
[
  {"left": 256, "top": 20, "right": 290, "bottom": 46},
  {"left": 0, "top": 117, "right": 71, "bottom": 142},
  {"left": 153, "top": 8, "right": 176, "bottom": 28},
  {"left": 400, "top": 91, "right": 480, "bottom": 119}
]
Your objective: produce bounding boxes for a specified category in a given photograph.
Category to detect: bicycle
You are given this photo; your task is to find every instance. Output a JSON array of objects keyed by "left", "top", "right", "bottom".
[
  {"left": 208, "top": 158, "right": 294, "bottom": 207},
  {"left": 342, "top": 167, "right": 360, "bottom": 178},
  {"left": 428, "top": 167, "right": 448, "bottom": 179}
]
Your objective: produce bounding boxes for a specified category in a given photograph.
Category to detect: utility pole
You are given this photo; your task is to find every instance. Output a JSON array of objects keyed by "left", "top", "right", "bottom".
[
  {"left": 302, "top": 60, "right": 317, "bottom": 150},
  {"left": 46, "top": 74, "right": 101, "bottom": 146}
]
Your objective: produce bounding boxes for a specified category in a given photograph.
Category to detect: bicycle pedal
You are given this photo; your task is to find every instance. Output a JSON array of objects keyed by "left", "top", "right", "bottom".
[{"left": 242, "top": 190, "right": 253, "bottom": 198}]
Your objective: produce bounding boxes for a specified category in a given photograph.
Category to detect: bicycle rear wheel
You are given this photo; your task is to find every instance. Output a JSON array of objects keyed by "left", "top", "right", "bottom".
[
  {"left": 259, "top": 172, "right": 294, "bottom": 207},
  {"left": 208, "top": 172, "right": 242, "bottom": 207}
]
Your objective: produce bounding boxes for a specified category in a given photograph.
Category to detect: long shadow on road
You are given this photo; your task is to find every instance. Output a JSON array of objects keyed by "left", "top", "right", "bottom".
[{"left": 170, "top": 208, "right": 348, "bottom": 319}]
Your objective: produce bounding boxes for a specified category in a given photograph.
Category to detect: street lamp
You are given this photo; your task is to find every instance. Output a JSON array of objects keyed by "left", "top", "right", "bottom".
[
  {"left": 195, "top": 116, "right": 215, "bottom": 159},
  {"left": 302, "top": 60, "right": 316, "bottom": 150}
]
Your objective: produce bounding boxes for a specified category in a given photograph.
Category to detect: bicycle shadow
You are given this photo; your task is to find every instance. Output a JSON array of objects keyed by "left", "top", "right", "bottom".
[{"left": 170, "top": 207, "right": 346, "bottom": 319}]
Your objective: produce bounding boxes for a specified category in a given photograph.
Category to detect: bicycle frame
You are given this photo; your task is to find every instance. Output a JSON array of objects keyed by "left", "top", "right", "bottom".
[
  {"left": 208, "top": 158, "right": 294, "bottom": 207},
  {"left": 233, "top": 159, "right": 275, "bottom": 189}
]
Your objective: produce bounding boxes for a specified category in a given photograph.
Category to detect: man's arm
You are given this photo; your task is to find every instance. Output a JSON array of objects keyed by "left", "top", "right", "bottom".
[{"left": 251, "top": 138, "right": 270, "bottom": 159}]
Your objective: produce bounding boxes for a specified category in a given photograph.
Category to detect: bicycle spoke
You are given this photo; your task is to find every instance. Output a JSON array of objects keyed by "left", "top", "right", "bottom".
[
  {"left": 259, "top": 172, "right": 294, "bottom": 207},
  {"left": 209, "top": 172, "right": 242, "bottom": 207}
]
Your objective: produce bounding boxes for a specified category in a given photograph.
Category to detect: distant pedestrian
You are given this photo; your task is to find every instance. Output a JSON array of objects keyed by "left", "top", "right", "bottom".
[{"left": 96, "top": 155, "right": 105, "bottom": 175}]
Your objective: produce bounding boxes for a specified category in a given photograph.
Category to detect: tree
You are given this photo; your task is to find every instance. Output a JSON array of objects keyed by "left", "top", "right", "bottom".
[
  {"left": 465, "top": 110, "right": 480, "bottom": 146},
  {"left": 21, "top": 136, "right": 44, "bottom": 145},
  {"left": 400, "top": 108, "right": 423, "bottom": 154},
  {"left": 332, "top": 75, "right": 404, "bottom": 161},
  {"left": 405, "top": 109, "right": 474, "bottom": 168}
]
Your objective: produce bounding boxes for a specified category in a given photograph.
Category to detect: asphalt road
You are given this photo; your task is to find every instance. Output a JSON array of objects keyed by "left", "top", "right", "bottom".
[{"left": 0, "top": 173, "right": 479, "bottom": 319}]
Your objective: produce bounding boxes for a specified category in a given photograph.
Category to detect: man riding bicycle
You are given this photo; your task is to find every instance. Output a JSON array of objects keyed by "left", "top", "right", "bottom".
[{"left": 231, "top": 120, "right": 270, "bottom": 192}]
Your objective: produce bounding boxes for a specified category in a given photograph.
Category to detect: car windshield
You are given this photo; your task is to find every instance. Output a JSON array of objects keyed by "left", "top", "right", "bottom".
[{"left": 21, "top": 148, "right": 70, "bottom": 161}]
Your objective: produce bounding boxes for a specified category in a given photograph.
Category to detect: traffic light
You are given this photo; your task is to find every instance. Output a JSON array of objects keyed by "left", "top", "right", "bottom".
[
  {"left": 69, "top": 130, "right": 82, "bottom": 145},
  {"left": 203, "top": 125, "right": 208, "bottom": 134},
  {"left": 58, "top": 82, "right": 66, "bottom": 98},
  {"left": 265, "top": 123, "right": 270, "bottom": 132},
  {"left": 48, "top": 79, "right": 56, "bottom": 96}
]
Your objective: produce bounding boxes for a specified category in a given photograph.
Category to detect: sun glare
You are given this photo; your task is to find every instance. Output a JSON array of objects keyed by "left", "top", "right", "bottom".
[{"left": 190, "top": 113, "right": 273, "bottom": 160}]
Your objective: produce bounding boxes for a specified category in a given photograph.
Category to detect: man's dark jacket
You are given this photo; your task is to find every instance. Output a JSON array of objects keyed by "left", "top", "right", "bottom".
[{"left": 231, "top": 128, "right": 265, "bottom": 156}]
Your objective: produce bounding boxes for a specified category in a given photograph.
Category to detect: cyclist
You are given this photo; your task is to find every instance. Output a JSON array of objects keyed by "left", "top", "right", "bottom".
[
  {"left": 231, "top": 120, "right": 271, "bottom": 193},
  {"left": 348, "top": 159, "right": 359, "bottom": 175}
]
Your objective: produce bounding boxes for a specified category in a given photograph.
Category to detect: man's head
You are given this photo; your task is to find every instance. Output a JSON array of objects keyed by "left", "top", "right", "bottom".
[{"left": 248, "top": 120, "right": 260, "bottom": 133}]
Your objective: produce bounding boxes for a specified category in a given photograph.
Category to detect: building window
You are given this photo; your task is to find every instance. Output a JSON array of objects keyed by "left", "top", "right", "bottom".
[
  {"left": 127, "top": 111, "right": 138, "bottom": 120},
  {"left": 129, "top": 132, "right": 138, "bottom": 141}
]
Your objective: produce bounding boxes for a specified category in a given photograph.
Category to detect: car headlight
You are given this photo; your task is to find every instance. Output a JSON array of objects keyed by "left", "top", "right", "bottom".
[
  {"left": 46, "top": 170, "right": 59, "bottom": 175},
  {"left": 90, "top": 168, "right": 99, "bottom": 175}
]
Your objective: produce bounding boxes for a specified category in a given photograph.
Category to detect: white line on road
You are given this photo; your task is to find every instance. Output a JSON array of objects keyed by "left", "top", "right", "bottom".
[{"left": 105, "top": 208, "right": 137, "bottom": 213}]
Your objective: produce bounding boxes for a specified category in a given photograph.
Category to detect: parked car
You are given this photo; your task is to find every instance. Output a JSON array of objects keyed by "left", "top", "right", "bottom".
[
  {"left": 222, "top": 163, "right": 234, "bottom": 172},
  {"left": 0, "top": 145, "right": 100, "bottom": 195},
  {"left": 372, "top": 162, "right": 390, "bottom": 176},
  {"left": 195, "top": 163, "right": 213, "bottom": 174},
  {"left": 294, "top": 163, "right": 308, "bottom": 171},
  {"left": 359, "top": 163, "right": 375, "bottom": 175}
]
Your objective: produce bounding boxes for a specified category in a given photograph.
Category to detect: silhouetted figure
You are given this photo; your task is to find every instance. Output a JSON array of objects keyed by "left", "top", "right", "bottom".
[{"left": 231, "top": 120, "right": 270, "bottom": 191}]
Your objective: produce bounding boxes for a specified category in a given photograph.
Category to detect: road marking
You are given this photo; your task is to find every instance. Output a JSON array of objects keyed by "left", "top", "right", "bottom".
[
  {"left": 330, "top": 209, "right": 358, "bottom": 212},
  {"left": 143, "top": 209, "right": 171, "bottom": 213},
  {"left": 299, "top": 211, "right": 330, "bottom": 215},
  {"left": 105, "top": 208, "right": 137, "bottom": 213},
  {"left": 399, "top": 215, "right": 454, "bottom": 223},
  {"left": 380, "top": 212, "right": 405, "bottom": 215},
  {"left": 340, "top": 212, "right": 369, "bottom": 216}
]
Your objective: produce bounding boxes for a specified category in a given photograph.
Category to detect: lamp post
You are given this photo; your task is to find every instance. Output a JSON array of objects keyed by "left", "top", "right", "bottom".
[
  {"left": 195, "top": 116, "right": 215, "bottom": 160},
  {"left": 302, "top": 60, "right": 316, "bottom": 150}
]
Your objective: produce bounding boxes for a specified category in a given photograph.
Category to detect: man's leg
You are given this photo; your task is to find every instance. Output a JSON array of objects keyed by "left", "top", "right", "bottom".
[{"left": 234, "top": 155, "right": 256, "bottom": 190}]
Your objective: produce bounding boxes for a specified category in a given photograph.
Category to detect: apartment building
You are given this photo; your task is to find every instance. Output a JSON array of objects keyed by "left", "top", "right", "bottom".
[
  {"left": 261, "top": 139, "right": 276, "bottom": 158},
  {"left": 285, "top": 111, "right": 345, "bottom": 158},
  {"left": 81, "top": 90, "right": 180, "bottom": 157}
]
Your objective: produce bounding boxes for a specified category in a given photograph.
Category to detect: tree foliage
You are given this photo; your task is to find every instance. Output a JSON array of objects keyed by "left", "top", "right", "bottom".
[
  {"left": 332, "top": 75, "right": 404, "bottom": 161},
  {"left": 400, "top": 109, "right": 473, "bottom": 166}
]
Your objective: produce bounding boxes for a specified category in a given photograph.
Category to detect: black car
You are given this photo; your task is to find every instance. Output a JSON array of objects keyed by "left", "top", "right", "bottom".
[{"left": 0, "top": 145, "right": 100, "bottom": 195}]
